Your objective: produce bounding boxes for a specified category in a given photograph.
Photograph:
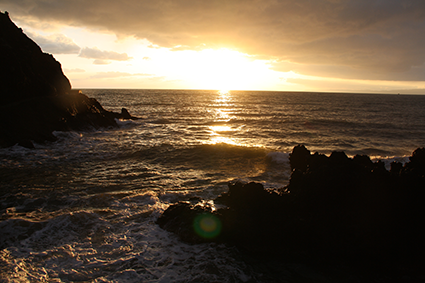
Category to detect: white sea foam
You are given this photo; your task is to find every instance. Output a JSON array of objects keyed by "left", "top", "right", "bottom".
[
  {"left": 0, "top": 188, "right": 255, "bottom": 282},
  {"left": 114, "top": 118, "right": 140, "bottom": 127},
  {"left": 267, "top": 151, "right": 290, "bottom": 165},
  {"left": 52, "top": 130, "right": 82, "bottom": 140},
  {"left": 2, "top": 90, "right": 425, "bottom": 282},
  {"left": 0, "top": 207, "right": 251, "bottom": 282}
]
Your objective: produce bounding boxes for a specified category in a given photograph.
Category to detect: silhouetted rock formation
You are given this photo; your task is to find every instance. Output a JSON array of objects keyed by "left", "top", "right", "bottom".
[
  {"left": 157, "top": 145, "right": 425, "bottom": 278},
  {"left": 0, "top": 11, "right": 71, "bottom": 105},
  {"left": 0, "top": 11, "right": 138, "bottom": 148}
]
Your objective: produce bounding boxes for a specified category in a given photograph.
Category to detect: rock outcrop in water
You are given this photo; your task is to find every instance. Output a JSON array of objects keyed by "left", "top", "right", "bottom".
[
  {"left": 157, "top": 145, "right": 425, "bottom": 278},
  {"left": 0, "top": 11, "right": 137, "bottom": 148}
]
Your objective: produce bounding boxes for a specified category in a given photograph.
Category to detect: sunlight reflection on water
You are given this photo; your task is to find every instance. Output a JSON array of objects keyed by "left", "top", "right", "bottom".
[{"left": 208, "top": 91, "right": 246, "bottom": 146}]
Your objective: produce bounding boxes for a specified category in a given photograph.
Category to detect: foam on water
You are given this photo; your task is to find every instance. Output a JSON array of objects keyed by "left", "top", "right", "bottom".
[
  {"left": 0, "top": 190, "right": 256, "bottom": 283},
  {"left": 1, "top": 90, "right": 425, "bottom": 282},
  {"left": 266, "top": 151, "right": 290, "bottom": 165}
]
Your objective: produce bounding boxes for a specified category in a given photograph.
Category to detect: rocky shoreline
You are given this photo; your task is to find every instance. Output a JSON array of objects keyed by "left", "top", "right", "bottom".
[
  {"left": 157, "top": 145, "right": 425, "bottom": 281},
  {"left": 0, "top": 11, "right": 137, "bottom": 148},
  {"left": 0, "top": 89, "right": 138, "bottom": 148}
]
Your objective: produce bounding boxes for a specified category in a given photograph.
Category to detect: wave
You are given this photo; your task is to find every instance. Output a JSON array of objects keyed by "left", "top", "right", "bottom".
[
  {"left": 131, "top": 143, "right": 267, "bottom": 167},
  {"left": 0, "top": 218, "right": 47, "bottom": 249},
  {"left": 124, "top": 143, "right": 292, "bottom": 189},
  {"left": 266, "top": 151, "right": 290, "bottom": 165},
  {"left": 150, "top": 118, "right": 174, "bottom": 124},
  {"left": 114, "top": 118, "right": 140, "bottom": 127},
  {"left": 0, "top": 197, "right": 256, "bottom": 282}
]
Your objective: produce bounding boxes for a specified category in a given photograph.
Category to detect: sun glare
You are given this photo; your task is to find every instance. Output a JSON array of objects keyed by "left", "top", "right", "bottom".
[
  {"left": 218, "top": 89, "right": 230, "bottom": 95},
  {"left": 177, "top": 48, "right": 272, "bottom": 91}
]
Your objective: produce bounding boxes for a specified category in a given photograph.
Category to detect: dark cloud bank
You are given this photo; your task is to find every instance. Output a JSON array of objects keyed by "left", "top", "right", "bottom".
[{"left": 3, "top": 0, "right": 425, "bottom": 82}]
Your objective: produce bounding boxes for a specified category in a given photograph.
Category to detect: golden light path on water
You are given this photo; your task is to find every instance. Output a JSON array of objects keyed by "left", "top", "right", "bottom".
[{"left": 208, "top": 90, "right": 240, "bottom": 146}]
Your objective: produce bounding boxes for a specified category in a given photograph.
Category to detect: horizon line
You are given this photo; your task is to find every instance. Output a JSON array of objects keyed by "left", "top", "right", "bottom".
[{"left": 73, "top": 88, "right": 425, "bottom": 96}]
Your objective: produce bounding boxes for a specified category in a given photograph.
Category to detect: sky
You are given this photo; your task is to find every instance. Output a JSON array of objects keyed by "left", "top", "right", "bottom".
[{"left": 2, "top": 0, "right": 425, "bottom": 93}]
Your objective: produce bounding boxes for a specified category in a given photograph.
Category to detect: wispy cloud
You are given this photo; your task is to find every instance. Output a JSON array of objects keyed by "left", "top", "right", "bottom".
[
  {"left": 92, "top": 59, "right": 111, "bottom": 65},
  {"left": 26, "top": 31, "right": 80, "bottom": 54},
  {"left": 90, "top": 71, "right": 153, "bottom": 79},
  {"left": 79, "top": 47, "right": 132, "bottom": 64},
  {"left": 64, "top": 68, "right": 86, "bottom": 73}
]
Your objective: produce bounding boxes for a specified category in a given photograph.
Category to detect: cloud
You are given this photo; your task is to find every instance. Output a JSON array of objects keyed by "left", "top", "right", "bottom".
[
  {"left": 64, "top": 68, "right": 86, "bottom": 73},
  {"left": 3, "top": 0, "right": 425, "bottom": 81},
  {"left": 25, "top": 31, "right": 81, "bottom": 54},
  {"left": 271, "top": 61, "right": 425, "bottom": 81},
  {"left": 284, "top": 77, "right": 425, "bottom": 94},
  {"left": 93, "top": 59, "right": 111, "bottom": 65},
  {"left": 90, "top": 71, "right": 153, "bottom": 79},
  {"left": 79, "top": 47, "right": 132, "bottom": 62}
]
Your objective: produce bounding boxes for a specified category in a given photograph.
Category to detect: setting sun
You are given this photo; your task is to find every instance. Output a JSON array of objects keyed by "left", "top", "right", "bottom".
[
  {"left": 3, "top": 4, "right": 425, "bottom": 281},
  {"left": 174, "top": 48, "right": 274, "bottom": 91}
]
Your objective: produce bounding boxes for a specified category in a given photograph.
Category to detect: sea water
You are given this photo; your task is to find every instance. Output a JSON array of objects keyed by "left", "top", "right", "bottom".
[{"left": 1, "top": 90, "right": 425, "bottom": 282}]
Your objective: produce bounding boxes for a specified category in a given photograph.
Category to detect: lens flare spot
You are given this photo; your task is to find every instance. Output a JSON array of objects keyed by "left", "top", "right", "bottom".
[{"left": 194, "top": 213, "right": 222, "bottom": 239}]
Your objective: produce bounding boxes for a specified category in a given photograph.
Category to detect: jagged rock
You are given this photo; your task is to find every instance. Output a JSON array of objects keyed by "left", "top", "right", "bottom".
[
  {"left": 120, "top": 108, "right": 132, "bottom": 119},
  {"left": 157, "top": 146, "right": 425, "bottom": 268},
  {"left": 289, "top": 144, "right": 311, "bottom": 172},
  {"left": 0, "top": 11, "right": 138, "bottom": 148}
]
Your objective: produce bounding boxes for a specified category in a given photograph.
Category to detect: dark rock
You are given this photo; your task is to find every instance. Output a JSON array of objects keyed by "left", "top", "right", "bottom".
[
  {"left": 308, "top": 151, "right": 329, "bottom": 171},
  {"left": 157, "top": 201, "right": 218, "bottom": 244},
  {"left": 0, "top": 11, "right": 71, "bottom": 104},
  {"left": 108, "top": 107, "right": 139, "bottom": 121},
  {"left": 120, "top": 108, "right": 132, "bottom": 119},
  {"left": 0, "top": 12, "right": 139, "bottom": 148},
  {"left": 409, "top": 147, "right": 425, "bottom": 167},
  {"left": 353, "top": 154, "right": 374, "bottom": 169},
  {"left": 403, "top": 147, "right": 425, "bottom": 176},
  {"left": 289, "top": 144, "right": 311, "bottom": 172},
  {"left": 390, "top": 161, "right": 403, "bottom": 175},
  {"left": 157, "top": 145, "right": 425, "bottom": 270},
  {"left": 329, "top": 150, "right": 350, "bottom": 166}
]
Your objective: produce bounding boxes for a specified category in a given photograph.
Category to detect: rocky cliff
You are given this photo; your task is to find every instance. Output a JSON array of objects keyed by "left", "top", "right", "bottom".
[
  {"left": 0, "top": 11, "right": 136, "bottom": 148},
  {"left": 0, "top": 11, "right": 71, "bottom": 104}
]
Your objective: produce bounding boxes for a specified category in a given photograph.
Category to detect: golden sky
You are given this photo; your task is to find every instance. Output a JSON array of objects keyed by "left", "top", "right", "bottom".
[{"left": 2, "top": 0, "right": 425, "bottom": 93}]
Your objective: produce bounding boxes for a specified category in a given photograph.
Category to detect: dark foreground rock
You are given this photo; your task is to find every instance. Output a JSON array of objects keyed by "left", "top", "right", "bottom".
[
  {"left": 157, "top": 145, "right": 425, "bottom": 280},
  {"left": 0, "top": 11, "right": 138, "bottom": 148}
]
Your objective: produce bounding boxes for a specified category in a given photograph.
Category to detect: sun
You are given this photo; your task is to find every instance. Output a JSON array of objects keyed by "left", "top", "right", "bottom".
[{"left": 177, "top": 48, "right": 272, "bottom": 91}]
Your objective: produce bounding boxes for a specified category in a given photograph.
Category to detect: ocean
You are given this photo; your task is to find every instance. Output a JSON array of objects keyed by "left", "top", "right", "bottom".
[{"left": 1, "top": 89, "right": 425, "bottom": 282}]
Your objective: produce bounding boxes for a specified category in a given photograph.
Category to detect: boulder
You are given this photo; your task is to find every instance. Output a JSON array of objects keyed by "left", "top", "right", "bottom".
[{"left": 157, "top": 201, "right": 217, "bottom": 244}]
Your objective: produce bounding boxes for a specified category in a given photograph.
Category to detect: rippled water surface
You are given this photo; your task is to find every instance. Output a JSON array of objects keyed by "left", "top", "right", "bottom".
[{"left": 1, "top": 90, "right": 425, "bottom": 282}]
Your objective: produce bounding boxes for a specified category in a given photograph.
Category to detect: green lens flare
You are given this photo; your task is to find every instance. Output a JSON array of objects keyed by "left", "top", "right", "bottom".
[{"left": 193, "top": 213, "right": 222, "bottom": 239}]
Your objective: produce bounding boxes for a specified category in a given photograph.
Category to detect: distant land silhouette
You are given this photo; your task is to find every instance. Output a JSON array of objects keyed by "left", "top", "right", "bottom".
[{"left": 0, "top": 11, "right": 137, "bottom": 148}]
